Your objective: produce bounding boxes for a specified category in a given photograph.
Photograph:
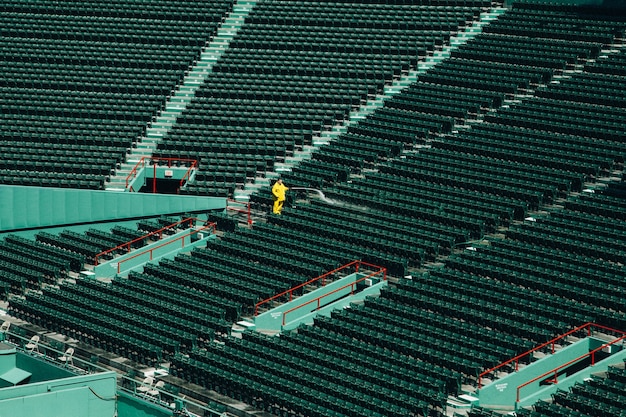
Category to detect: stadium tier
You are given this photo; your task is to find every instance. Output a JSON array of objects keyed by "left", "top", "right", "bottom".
[{"left": 1, "top": 1, "right": 625, "bottom": 417}]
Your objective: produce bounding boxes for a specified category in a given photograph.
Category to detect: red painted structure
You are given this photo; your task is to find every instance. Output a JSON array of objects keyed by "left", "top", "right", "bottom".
[
  {"left": 478, "top": 322, "right": 626, "bottom": 392},
  {"left": 94, "top": 218, "right": 214, "bottom": 266},
  {"left": 254, "top": 260, "right": 386, "bottom": 317},
  {"left": 126, "top": 157, "right": 198, "bottom": 193}
]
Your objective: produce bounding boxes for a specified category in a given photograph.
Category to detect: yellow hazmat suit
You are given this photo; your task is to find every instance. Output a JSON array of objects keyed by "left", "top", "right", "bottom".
[{"left": 272, "top": 179, "right": 289, "bottom": 214}]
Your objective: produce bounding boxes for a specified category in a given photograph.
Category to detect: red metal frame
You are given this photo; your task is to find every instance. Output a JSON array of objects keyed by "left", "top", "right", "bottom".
[
  {"left": 227, "top": 199, "right": 252, "bottom": 225},
  {"left": 516, "top": 325, "right": 626, "bottom": 402},
  {"left": 126, "top": 157, "right": 198, "bottom": 193},
  {"left": 114, "top": 221, "right": 216, "bottom": 274},
  {"left": 281, "top": 266, "right": 386, "bottom": 326},
  {"left": 94, "top": 217, "right": 212, "bottom": 266},
  {"left": 254, "top": 260, "right": 386, "bottom": 316},
  {"left": 478, "top": 322, "right": 626, "bottom": 389}
]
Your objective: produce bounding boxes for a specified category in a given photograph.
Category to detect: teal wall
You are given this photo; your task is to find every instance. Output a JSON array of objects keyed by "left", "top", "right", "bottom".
[
  {"left": 254, "top": 272, "right": 387, "bottom": 332},
  {"left": 477, "top": 337, "right": 626, "bottom": 409},
  {"left": 117, "top": 391, "right": 173, "bottom": 417},
  {"left": 0, "top": 372, "right": 117, "bottom": 417},
  {"left": 16, "top": 353, "right": 75, "bottom": 383},
  {"left": 0, "top": 185, "right": 225, "bottom": 232}
]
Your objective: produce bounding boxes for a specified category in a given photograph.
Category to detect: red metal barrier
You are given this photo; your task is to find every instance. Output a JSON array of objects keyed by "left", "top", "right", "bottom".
[
  {"left": 125, "top": 157, "right": 198, "bottom": 193},
  {"left": 478, "top": 322, "right": 626, "bottom": 389},
  {"left": 114, "top": 221, "right": 216, "bottom": 274},
  {"left": 227, "top": 199, "right": 252, "bottom": 225},
  {"left": 94, "top": 217, "right": 211, "bottom": 266},
  {"left": 254, "top": 260, "right": 386, "bottom": 316},
  {"left": 516, "top": 325, "right": 626, "bottom": 402},
  {"left": 281, "top": 265, "right": 386, "bottom": 326}
]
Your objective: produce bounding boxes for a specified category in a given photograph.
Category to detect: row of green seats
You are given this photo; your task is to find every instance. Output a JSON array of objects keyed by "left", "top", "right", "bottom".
[
  {"left": 427, "top": 267, "right": 593, "bottom": 329},
  {"left": 413, "top": 147, "right": 579, "bottom": 194},
  {"left": 0, "top": 260, "right": 44, "bottom": 293},
  {"left": 169, "top": 253, "right": 295, "bottom": 297},
  {"left": 364, "top": 171, "right": 520, "bottom": 225},
  {"left": 0, "top": 243, "right": 65, "bottom": 278},
  {"left": 77, "top": 278, "right": 221, "bottom": 345},
  {"left": 185, "top": 248, "right": 307, "bottom": 295},
  {"left": 381, "top": 155, "right": 546, "bottom": 209},
  {"left": 233, "top": 332, "right": 435, "bottom": 414},
  {"left": 458, "top": 123, "right": 619, "bottom": 172},
  {"left": 368, "top": 296, "right": 535, "bottom": 356},
  {"left": 387, "top": 282, "right": 555, "bottom": 345},
  {"left": 353, "top": 300, "right": 513, "bottom": 367},
  {"left": 368, "top": 106, "right": 454, "bottom": 132},
  {"left": 133, "top": 267, "right": 250, "bottom": 325},
  {"left": 264, "top": 214, "right": 409, "bottom": 277},
  {"left": 60, "top": 281, "right": 208, "bottom": 350},
  {"left": 438, "top": 128, "right": 603, "bottom": 176},
  {"left": 446, "top": 249, "right": 625, "bottom": 320},
  {"left": 491, "top": 238, "right": 625, "bottom": 287},
  {"left": 126, "top": 271, "right": 241, "bottom": 321},
  {"left": 281, "top": 205, "right": 429, "bottom": 265},
  {"left": 8, "top": 297, "right": 163, "bottom": 365},
  {"left": 290, "top": 324, "right": 453, "bottom": 395}
]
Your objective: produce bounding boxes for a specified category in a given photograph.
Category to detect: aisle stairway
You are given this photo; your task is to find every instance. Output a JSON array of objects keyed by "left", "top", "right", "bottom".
[
  {"left": 105, "top": 2, "right": 504, "bottom": 193},
  {"left": 232, "top": 6, "right": 508, "bottom": 201},
  {"left": 105, "top": 0, "right": 258, "bottom": 191}
]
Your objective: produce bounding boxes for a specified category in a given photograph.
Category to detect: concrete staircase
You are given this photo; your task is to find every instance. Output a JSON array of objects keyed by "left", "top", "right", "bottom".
[
  {"left": 105, "top": 0, "right": 257, "bottom": 191},
  {"left": 232, "top": 6, "right": 507, "bottom": 202}
]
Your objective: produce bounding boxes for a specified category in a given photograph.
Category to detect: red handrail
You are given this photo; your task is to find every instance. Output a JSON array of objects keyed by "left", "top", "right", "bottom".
[
  {"left": 516, "top": 330, "right": 626, "bottom": 402},
  {"left": 125, "top": 156, "right": 198, "bottom": 192},
  {"left": 227, "top": 199, "right": 252, "bottom": 225},
  {"left": 478, "top": 322, "right": 626, "bottom": 389},
  {"left": 94, "top": 217, "right": 204, "bottom": 266},
  {"left": 115, "top": 221, "right": 216, "bottom": 274},
  {"left": 281, "top": 266, "right": 386, "bottom": 326},
  {"left": 254, "top": 260, "right": 385, "bottom": 316},
  {"left": 126, "top": 158, "right": 147, "bottom": 190}
]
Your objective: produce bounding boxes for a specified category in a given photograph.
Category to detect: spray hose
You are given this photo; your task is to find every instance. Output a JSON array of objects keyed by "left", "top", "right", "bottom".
[{"left": 289, "top": 187, "right": 336, "bottom": 204}]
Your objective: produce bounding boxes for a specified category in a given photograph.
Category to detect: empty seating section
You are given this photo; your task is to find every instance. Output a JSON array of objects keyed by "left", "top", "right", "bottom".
[
  {"left": 170, "top": 325, "right": 457, "bottom": 417},
  {"left": 0, "top": 0, "right": 233, "bottom": 188},
  {"left": 169, "top": 0, "right": 490, "bottom": 196},
  {"left": 484, "top": 3, "right": 625, "bottom": 44},
  {"left": 2, "top": 2, "right": 626, "bottom": 416},
  {"left": 280, "top": 2, "right": 625, "bottom": 249},
  {"left": 444, "top": 190, "right": 626, "bottom": 330}
]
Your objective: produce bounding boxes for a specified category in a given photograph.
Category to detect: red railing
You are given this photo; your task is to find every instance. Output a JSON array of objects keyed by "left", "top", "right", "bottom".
[
  {"left": 94, "top": 217, "right": 210, "bottom": 266},
  {"left": 227, "top": 199, "right": 252, "bottom": 225},
  {"left": 114, "top": 221, "right": 216, "bottom": 274},
  {"left": 254, "top": 260, "right": 386, "bottom": 316},
  {"left": 478, "top": 322, "right": 626, "bottom": 389},
  {"left": 516, "top": 323, "right": 626, "bottom": 402},
  {"left": 125, "top": 157, "right": 198, "bottom": 193},
  {"left": 281, "top": 265, "right": 386, "bottom": 326}
]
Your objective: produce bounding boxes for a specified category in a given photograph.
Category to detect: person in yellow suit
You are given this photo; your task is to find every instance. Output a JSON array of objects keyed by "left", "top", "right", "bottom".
[{"left": 272, "top": 178, "right": 289, "bottom": 215}]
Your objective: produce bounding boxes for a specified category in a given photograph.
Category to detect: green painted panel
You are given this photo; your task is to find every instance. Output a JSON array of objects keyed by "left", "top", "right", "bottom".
[
  {"left": 0, "top": 185, "right": 225, "bottom": 232},
  {"left": 477, "top": 337, "right": 626, "bottom": 409},
  {"left": 117, "top": 391, "right": 173, "bottom": 417},
  {"left": 94, "top": 232, "right": 216, "bottom": 278},
  {"left": 282, "top": 281, "right": 388, "bottom": 331},
  {"left": 0, "top": 372, "right": 117, "bottom": 417},
  {"left": 255, "top": 272, "right": 386, "bottom": 332}
]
